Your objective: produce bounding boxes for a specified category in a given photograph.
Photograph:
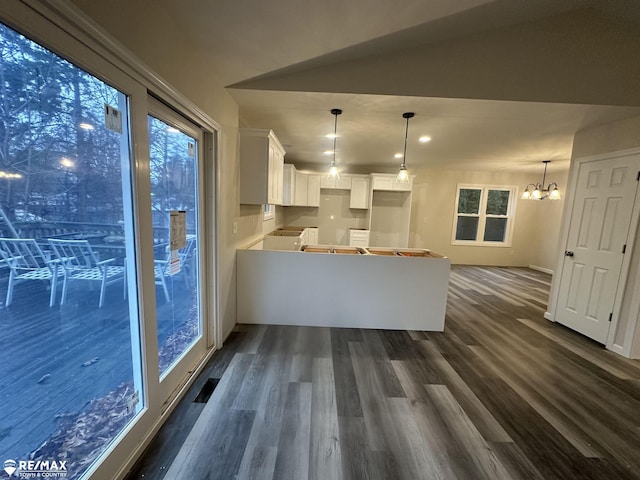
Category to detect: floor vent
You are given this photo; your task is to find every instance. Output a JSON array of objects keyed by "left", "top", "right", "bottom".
[{"left": 194, "top": 378, "right": 219, "bottom": 403}]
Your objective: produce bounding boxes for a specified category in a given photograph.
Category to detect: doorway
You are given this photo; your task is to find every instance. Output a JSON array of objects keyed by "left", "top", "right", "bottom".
[{"left": 554, "top": 152, "right": 640, "bottom": 344}]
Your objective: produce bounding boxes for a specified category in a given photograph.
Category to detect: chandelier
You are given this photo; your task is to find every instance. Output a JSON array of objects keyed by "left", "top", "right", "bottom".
[{"left": 521, "top": 160, "right": 561, "bottom": 200}]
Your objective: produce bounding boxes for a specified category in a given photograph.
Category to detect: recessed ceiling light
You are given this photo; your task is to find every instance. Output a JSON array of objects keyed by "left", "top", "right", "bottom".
[
  {"left": 419, "top": 136, "right": 431, "bottom": 143},
  {"left": 326, "top": 133, "right": 337, "bottom": 139},
  {"left": 394, "top": 153, "right": 403, "bottom": 159},
  {"left": 324, "top": 150, "right": 333, "bottom": 155}
]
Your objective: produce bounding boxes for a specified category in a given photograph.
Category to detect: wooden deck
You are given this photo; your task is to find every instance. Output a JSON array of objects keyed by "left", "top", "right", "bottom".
[{"left": 0, "top": 266, "right": 195, "bottom": 461}]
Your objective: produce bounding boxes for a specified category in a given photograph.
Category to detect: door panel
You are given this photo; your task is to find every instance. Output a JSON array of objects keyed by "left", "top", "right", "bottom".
[{"left": 556, "top": 155, "right": 639, "bottom": 343}]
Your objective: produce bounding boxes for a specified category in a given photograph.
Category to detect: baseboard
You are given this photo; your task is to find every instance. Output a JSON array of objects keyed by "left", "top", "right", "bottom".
[{"left": 529, "top": 264, "right": 554, "bottom": 275}]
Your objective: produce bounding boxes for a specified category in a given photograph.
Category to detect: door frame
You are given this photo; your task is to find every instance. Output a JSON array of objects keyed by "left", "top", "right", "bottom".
[{"left": 547, "top": 147, "right": 640, "bottom": 354}]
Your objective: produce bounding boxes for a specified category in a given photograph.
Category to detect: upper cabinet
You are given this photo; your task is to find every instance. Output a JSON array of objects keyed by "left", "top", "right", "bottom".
[
  {"left": 240, "top": 128, "right": 285, "bottom": 205},
  {"left": 350, "top": 175, "right": 370, "bottom": 209},
  {"left": 321, "top": 175, "right": 352, "bottom": 190},
  {"left": 283, "top": 164, "right": 321, "bottom": 207},
  {"left": 371, "top": 173, "right": 413, "bottom": 192}
]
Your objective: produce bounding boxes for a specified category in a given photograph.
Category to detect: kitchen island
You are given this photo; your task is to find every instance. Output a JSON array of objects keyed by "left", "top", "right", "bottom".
[{"left": 237, "top": 245, "right": 450, "bottom": 330}]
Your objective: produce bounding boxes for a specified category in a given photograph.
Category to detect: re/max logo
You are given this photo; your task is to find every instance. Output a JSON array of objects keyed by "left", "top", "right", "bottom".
[{"left": 18, "top": 460, "right": 67, "bottom": 471}]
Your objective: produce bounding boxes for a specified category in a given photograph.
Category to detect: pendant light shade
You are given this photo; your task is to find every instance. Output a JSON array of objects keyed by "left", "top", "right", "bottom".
[
  {"left": 328, "top": 108, "right": 342, "bottom": 178},
  {"left": 521, "top": 160, "right": 561, "bottom": 200},
  {"left": 397, "top": 112, "right": 414, "bottom": 183}
]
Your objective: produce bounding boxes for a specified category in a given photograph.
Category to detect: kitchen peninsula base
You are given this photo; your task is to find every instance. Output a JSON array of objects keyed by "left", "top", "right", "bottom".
[{"left": 237, "top": 248, "right": 450, "bottom": 330}]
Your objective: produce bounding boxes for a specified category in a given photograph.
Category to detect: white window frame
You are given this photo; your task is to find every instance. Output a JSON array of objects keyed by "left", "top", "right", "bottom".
[
  {"left": 451, "top": 184, "right": 518, "bottom": 247},
  {"left": 263, "top": 204, "right": 275, "bottom": 220}
]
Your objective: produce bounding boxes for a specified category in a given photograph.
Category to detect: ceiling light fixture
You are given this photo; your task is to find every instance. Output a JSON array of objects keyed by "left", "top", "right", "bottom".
[
  {"left": 397, "top": 112, "right": 414, "bottom": 183},
  {"left": 328, "top": 108, "right": 342, "bottom": 178},
  {"left": 521, "top": 160, "right": 561, "bottom": 200},
  {"left": 419, "top": 135, "right": 431, "bottom": 143}
]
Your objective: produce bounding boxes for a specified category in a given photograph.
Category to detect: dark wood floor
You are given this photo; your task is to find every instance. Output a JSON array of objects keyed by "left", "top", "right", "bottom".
[{"left": 127, "top": 266, "right": 640, "bottom": 480}]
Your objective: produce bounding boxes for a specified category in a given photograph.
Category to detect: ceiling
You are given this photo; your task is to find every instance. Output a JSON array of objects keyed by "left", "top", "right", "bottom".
[{"left": 152, "top": 0, "right": 640, "bottom": 173}]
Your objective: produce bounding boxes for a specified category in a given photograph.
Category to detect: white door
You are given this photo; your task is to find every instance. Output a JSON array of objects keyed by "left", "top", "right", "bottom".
[{"left": 556, "top": 154, "right": 640, "bottom": 343}]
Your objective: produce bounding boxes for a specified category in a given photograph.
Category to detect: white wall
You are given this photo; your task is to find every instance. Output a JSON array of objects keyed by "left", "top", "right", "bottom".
[
  {"left": 409, "top": 167, "right": 566, "bottom": 267},
  {"left": 283, "top": 189, "right": 368, "bottom": 244}
]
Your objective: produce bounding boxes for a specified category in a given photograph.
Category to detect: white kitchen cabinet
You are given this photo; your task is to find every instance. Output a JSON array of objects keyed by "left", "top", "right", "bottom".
[
  {"left": 239, "top": 128, "right": 285, "bottom": 205},
  {"left": 321, "top": 175, "right": 352, "bottom": 190},
  {"left": 306, "top": 227, "right": 319, "bottom": 245},
  {"left": 307, "top": 175, "right": 321, "bottom": 207},
  {"left": 283, "top": 164, "right": 296, "bottom": 206},
  {"left": 294, "top": 171, "right": 307, "bottom": 206},
  {"left": 350, "top": 175, "right": 370, "bottom": 209},
  {"left": 348, "top": 229, "right": 370, "bottom": 247},
  {"left": 371, "top": 173, "right": 413, "bottom": 192},
  {"left": 283, "top": 166, "right": 320, "bottom": 207}
]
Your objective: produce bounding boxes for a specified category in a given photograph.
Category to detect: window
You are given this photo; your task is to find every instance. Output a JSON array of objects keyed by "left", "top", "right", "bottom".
[
  {"left": 452, "top": 185, "right": 517, "bottom": 246},
  {"left": 263, "top": 204, "right": 274, "bottom": 220}
]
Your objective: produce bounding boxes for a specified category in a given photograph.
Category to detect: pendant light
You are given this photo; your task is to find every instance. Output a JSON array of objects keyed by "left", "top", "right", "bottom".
[
  {"left": 328, "top": 108, "right": 342, "bottom": 178},
  {"left": 521, "top": 160, "right": 561, "bottom": 200},
  {"left": 397, "top": 112, "right": 414, "bottom": 183}
]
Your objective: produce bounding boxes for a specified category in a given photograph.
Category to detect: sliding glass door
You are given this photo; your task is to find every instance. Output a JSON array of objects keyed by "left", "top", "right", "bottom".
[
  {"left": 147, "top": 100, "right": 206, "bottom": 395},
  {"left": 0, "top": 21, "right": 143, "bottom": 480}
]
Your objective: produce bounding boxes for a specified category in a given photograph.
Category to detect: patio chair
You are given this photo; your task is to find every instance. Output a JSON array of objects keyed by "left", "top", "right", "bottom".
[
  {"left": 48, "top": 238, "right": 126, "bottom": 308},
  {"left": 154, "top": 235, "right": 197, "bottom": 302},
  {"left": 0, "top": 237, "right": 62, "bottom": 307},
  {"left": 179, "top": 234, "right": 197, "bottom": 288}
]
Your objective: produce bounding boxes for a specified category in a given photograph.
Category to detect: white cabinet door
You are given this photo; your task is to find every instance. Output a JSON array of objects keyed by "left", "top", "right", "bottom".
[
  {"left": 350, "top": 176, "right": 370, "bottom": 209},
  {"left": 372, "top": 175, "right": 394, "bottom": 191},
  {"left": 349, "top": 230, "right": 370, "bottom": 247},
  {"left": 272, "top": 149, "right": 284, "bottom": 205},
  {"left": 371, "top": 174, "right": 413, "bottom": 191},
  {"left": 283, "top": 164, "right": 296, "bottom": 206},
  {"left": 320, "top": 176, "right": 334, "bottom": 189},
  {"left": 294, "top": 171, "right": 307, "bottom": 206},
  {"left": 307, "top": 175, "right": 321, "bottom": 207},
  {"left": 321, "top": 175, "right": 352, "bottom": 190},
  {"left": 307, "top": 228, "right": 319, "bottom": 245},
  {"left": 240, "top": 129, "right": 285, "bottom": 205}
]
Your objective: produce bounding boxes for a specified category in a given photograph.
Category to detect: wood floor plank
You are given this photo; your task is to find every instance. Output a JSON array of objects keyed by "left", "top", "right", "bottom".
[
  {"left": 273, "top": 382, "right": 312, "bottom": 480},
  {"left": 349, "top": 341, "right": 395, "bottom": 452},
  {"left": 309, "top": 358, "right": 342, "bottom": 480},
  {"left": 426, "top": 384, "right": 513, "bottom": 480},
  {"left": 419, "top": 340, "right": 512, "bottom": 443},
  {"left": 331, "top": 329, "right": 363, "bottom": 418}
]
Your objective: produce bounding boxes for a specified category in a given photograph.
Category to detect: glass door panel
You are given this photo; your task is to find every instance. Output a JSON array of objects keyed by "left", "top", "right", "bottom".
[
  {"left": 0, "top": 22, "right": 143, "bottom": 480},
  {"left": 147, "top": 115, "right": 202, "bottom": 378}
]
